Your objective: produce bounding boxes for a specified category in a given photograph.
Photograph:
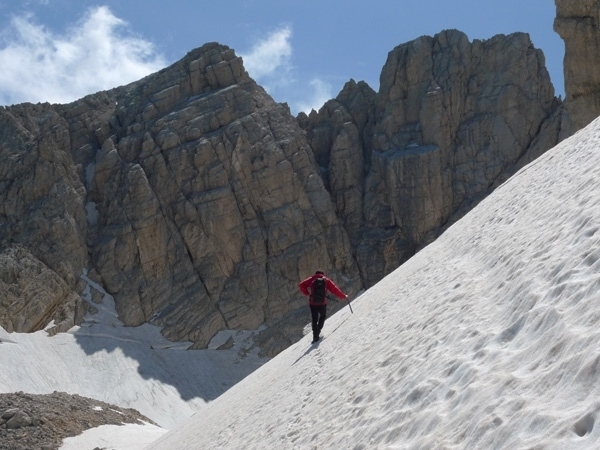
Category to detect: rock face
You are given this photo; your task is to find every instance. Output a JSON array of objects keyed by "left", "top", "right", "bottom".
[
  {"left": 0, "top": 32, "right": 564, "bottom": 355},
  {"left": 554, "top": 0, "right": 600, "bottom": 134},
  {"left": 0, "top": 100, "right": 91, "bottom": 335},
  {"left": 0, "top": 43, "right": 360, "bottom": 355},
  {"left": 300, "top": 30, "right": 562, "bottom": 287},
  {"left": 0, "top": 246, "right": 87, "bottom": 334}
]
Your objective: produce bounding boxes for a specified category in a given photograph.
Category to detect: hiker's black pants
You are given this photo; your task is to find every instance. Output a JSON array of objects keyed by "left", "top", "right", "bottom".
[{"left": 310, "top": 304, "right": 327, "bottom": 338}]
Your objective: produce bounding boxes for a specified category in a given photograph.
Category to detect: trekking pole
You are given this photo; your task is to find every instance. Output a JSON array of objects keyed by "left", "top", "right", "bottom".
[{"left": 346, "top": 296, "right": 354, "bottom": 314}]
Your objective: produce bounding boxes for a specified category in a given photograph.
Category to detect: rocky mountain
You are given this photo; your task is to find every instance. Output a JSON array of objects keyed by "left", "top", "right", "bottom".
[
  {"left": 0, "top": 26, "right": 569, "bottom": 356},
  {"left": 0, "top": 44, "right": 361, "bottom": 356}
]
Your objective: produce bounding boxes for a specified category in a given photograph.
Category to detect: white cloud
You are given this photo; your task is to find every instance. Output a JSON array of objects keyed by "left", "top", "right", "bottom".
[
  {"left": 294, "top": 78, "right": 334, "bottom": 114},
  {"left": 240, "top": 26, "right": 293, "bottom": 80},
  {"left": 239, "top": 26, "right": 334, "bottom": 115},
  {"left": 0, "top": 6, "right": 166, "bottom": 105}
]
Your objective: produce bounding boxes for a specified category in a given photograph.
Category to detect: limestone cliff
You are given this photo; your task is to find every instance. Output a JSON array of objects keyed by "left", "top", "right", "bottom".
[
  {"left": 300, "top": 30, "right": 562, "bottom": 287},
  {"left": 0, "top": 43, "right": 360, "bottom": 355}
]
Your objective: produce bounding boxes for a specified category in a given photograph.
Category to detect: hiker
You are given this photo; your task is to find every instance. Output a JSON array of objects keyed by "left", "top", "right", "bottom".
[{"left": 299, "top": 270, "right": 348, "bottom": 343}]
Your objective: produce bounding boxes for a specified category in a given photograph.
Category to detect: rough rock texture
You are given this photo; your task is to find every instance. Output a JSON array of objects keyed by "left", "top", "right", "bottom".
[
  {"left": 0, "top": 43, "right": 360, "bottom": 356},
  {"left": 554, "top": 0, "right": 600, "bottom": 134},
  {"left": 0, "top": 246, "right": 87, "bottom": 334},
  {"left": 0, "top": 32, "right": 564, "bottom": 356},
  {"left": 300, "top": 30, "right": 563, "bottom": 287},
  {"left": 0, "top": 391, "right": 153, "bottom": 450},
  {"left": 83, "top": 44, "right": 360, "bottom": 353}
]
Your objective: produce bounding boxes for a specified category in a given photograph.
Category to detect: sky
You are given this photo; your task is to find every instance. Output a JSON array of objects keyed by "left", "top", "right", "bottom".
[
  {"left": 0, "top": 0, "right": 564, "bottom": 115},
  {"left": 3, "top": 114, "right": 600, "bottom": 448}
]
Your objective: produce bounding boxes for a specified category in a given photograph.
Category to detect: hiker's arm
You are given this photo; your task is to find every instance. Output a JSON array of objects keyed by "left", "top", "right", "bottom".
[
  {"left": 298, "top": 278, "right": 312, "bottom": 296},
  {"left": 326, "top": 279, "right": 347, "bottom": 299}
]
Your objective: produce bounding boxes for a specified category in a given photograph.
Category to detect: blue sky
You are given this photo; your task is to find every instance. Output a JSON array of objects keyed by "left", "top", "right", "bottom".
[{"left": 0, "top": 0, "right": 564, "bottom": 115}]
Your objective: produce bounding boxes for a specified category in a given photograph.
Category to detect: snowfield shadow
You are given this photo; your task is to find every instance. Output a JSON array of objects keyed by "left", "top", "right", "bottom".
[
  {"left": 75, "top": 273, "right": 266, "bottom": 398},
  {"left": 0, "top": 270, "right": 267, "bottom": 428}
]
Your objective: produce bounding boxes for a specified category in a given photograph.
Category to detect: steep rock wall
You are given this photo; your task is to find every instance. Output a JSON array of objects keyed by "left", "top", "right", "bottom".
[
  {"left": 300, "top": 31, "right": 563, "bottom": 287},
  {"left": 0, "top": 44, "right": 360, "bottom": 355}
]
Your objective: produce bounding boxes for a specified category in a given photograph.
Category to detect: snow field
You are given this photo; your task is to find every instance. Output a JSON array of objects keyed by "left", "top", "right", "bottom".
[{"left": 0, "top": 275, "right": 268, "bottom": 434}]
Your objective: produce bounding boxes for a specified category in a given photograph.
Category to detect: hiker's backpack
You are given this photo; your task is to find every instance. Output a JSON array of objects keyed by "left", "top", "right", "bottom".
[{"left": 312, "top": 277, "right": 327, "bottom": 304}]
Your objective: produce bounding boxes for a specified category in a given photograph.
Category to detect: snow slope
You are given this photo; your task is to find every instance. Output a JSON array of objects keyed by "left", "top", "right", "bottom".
[
  {"left": 0, "top": 275, "right": 267, "bottom": 433},
  {"left": 146, "top": 117, "right": 600, "bottom": 449}
]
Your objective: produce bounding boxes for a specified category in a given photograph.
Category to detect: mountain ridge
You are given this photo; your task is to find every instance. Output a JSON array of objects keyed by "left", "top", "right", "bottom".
[{"left": 0, "top": 28, "right": 571, "bottom": 356}]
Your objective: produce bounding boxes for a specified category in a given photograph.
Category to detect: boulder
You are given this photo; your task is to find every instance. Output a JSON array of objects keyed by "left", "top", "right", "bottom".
[{"left": 5, "top": 410, "right": 32, "bottom": 429}]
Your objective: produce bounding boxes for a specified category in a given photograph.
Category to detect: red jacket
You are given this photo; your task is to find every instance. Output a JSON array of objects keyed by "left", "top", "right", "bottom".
[{"left": 299, "top": 274, "right": 347, "bottom": 306}]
